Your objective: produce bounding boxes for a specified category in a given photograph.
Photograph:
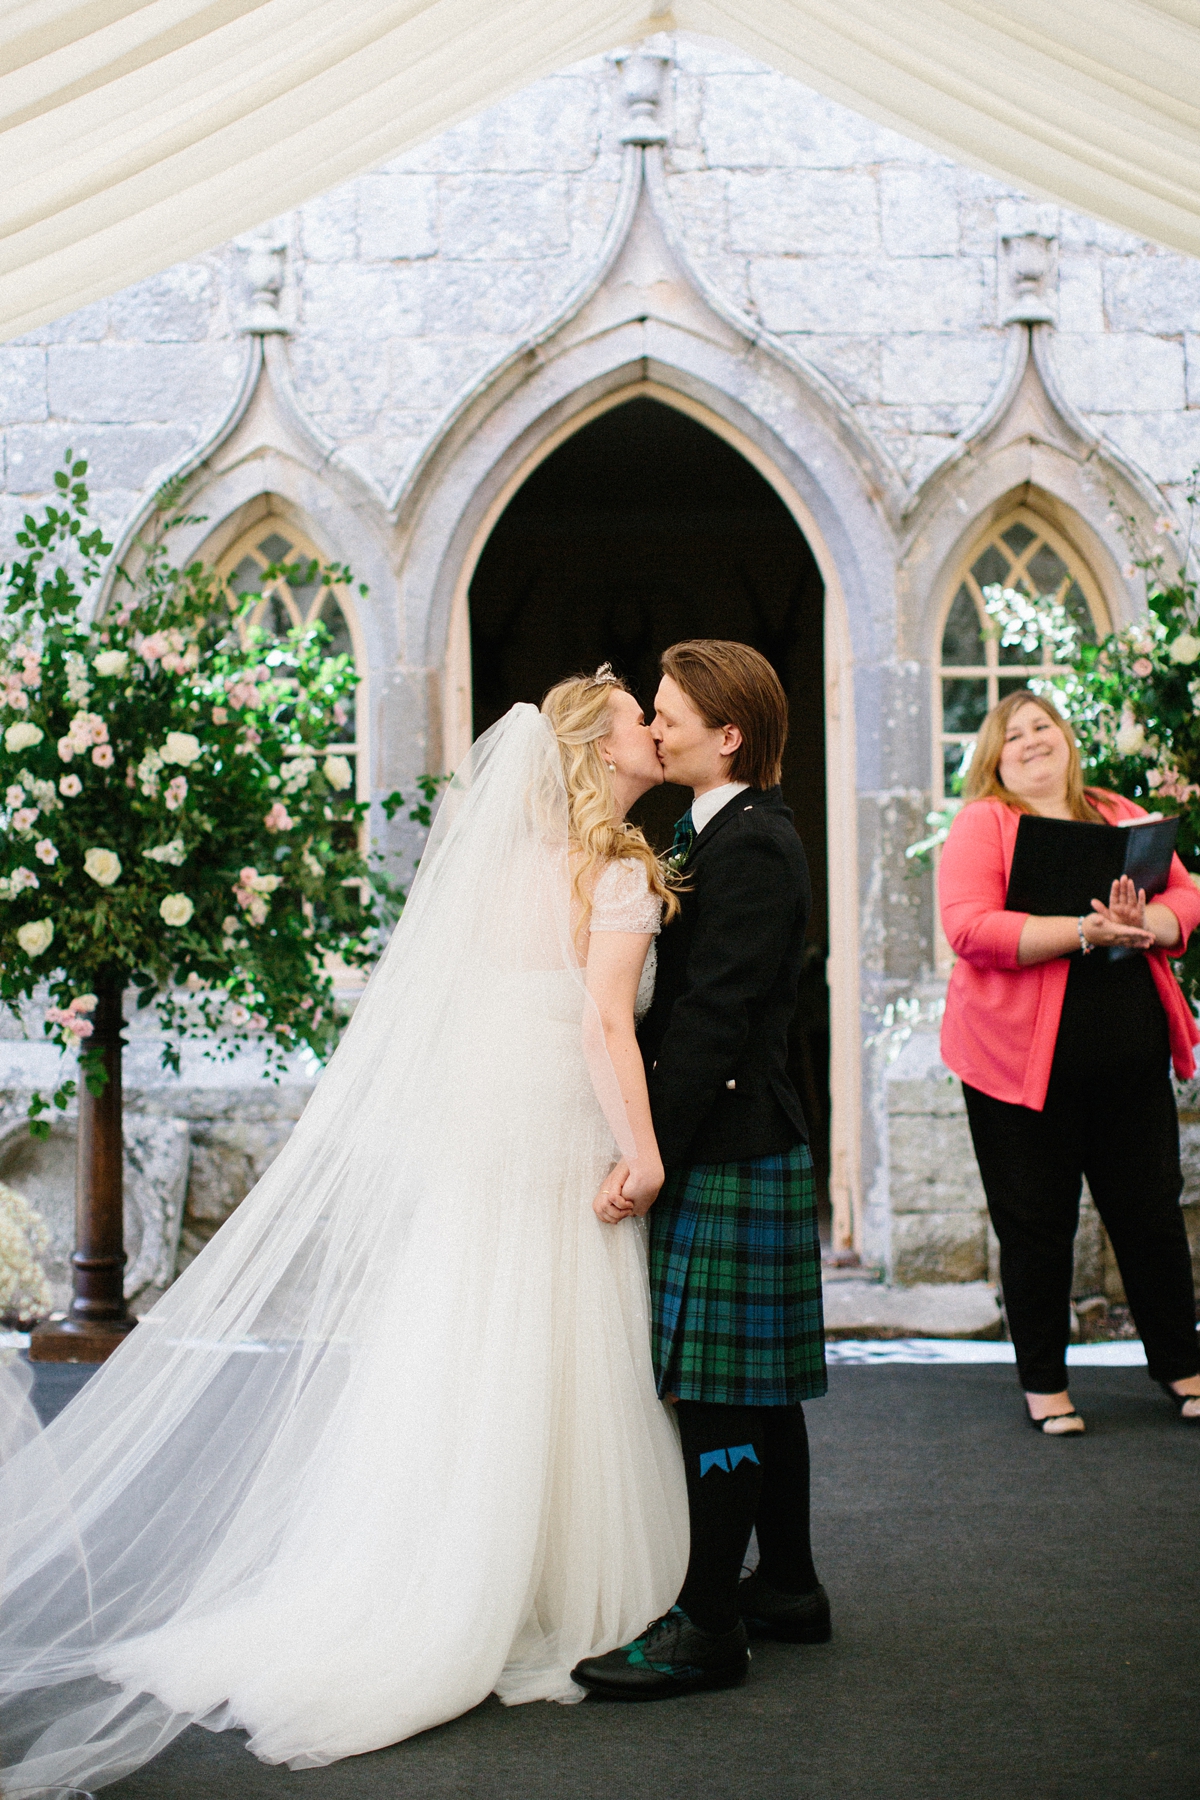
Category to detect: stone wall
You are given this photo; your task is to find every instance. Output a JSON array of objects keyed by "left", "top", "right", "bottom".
[
  {"left": 4, "top": 38, "right": 1200, "bottom": 553},
  {"left": 0, "top": 1006, "right": 313, "bottom": 1312}
]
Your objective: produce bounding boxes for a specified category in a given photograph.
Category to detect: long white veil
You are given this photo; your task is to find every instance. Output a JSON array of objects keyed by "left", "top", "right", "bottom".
[{"left": 0, "top": 704, "right": 687, "bottom": 1791}]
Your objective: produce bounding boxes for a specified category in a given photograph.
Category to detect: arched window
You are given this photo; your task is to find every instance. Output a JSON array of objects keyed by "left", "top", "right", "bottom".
[
  {"left": 935, "top": 508, "right": 1109, "bottom": 802},
  {"left": 217, "top": 519, "right": 364, "bottom": 797}
]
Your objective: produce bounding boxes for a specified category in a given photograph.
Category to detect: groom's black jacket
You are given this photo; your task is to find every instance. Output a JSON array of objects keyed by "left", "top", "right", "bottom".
[{"left": 638, "top": 785, "right": 810, "bottom": 1171}]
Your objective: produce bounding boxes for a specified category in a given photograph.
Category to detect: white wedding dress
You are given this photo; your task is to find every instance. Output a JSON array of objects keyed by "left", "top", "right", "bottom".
[{"left": 0, "top": 705, "right": 687, "bottom": 1791}]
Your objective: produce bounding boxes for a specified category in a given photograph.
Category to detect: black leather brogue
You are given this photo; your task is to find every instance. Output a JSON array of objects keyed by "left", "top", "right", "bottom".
[
  {"left": 571, "top": 1606, "right": 749, "bottom": 1700},
  {"left": 737, "top": 1572, "right": 832, "bottom": 1643}
]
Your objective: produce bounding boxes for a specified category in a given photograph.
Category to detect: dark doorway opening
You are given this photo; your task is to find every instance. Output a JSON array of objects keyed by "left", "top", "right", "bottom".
[{"left": 469, "top": 396, "right": 830, "bottom": 1236}]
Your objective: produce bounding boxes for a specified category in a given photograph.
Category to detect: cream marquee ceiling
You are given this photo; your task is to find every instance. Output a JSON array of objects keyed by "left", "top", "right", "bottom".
[{"left": 2, "top": 0, "right": 1199, "bottom": 341}]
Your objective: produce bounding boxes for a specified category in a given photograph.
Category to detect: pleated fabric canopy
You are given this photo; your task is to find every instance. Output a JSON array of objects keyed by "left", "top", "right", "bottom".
[{"left": 2, "top": 0, "right": 1200, "bottom": 341}]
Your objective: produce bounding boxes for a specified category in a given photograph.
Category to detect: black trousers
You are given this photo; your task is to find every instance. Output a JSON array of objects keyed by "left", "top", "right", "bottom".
[{"left": 964, "top": 1050, "right": 1200, "bottom": 1392}]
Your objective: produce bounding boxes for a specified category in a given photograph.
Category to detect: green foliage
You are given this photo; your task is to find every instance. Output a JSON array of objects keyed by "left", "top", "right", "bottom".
[
  {"left": 904, "top": 800, "right": 963, "bottom": 873},
  {"left": 381, "top": 772, "right": 450, "bottom": 828},
  {"left": 0, "top": 456, "right": 412, "bottom": 1121}
]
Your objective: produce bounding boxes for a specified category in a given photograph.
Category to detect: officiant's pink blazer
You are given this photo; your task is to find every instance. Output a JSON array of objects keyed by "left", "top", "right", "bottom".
[{"left": 939, "top": 792, "right": 1200, "bottom": 1110}]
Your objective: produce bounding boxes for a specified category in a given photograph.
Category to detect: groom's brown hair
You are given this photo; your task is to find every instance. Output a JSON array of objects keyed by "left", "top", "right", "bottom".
[{"left": 660, "top": 640, "right": 787, "bottom": 789}]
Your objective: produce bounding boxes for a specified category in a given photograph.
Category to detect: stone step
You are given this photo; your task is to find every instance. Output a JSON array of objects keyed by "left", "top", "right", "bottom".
[{"left": 823, "top": 1278, "right": 1003, "bottom": 1341}]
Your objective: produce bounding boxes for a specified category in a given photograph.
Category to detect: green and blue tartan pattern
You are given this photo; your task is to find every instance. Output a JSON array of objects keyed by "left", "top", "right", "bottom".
[{"left": 648, "top": 1143, "right": 826, "bottom": 1406}]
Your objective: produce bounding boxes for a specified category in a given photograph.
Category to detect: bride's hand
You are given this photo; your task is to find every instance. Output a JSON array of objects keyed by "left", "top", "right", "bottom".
[
  {"left": 620, "top": 1159, "right": 664, "bottom": 1217},
  {"left": 593, "top": 1162, "right": 635, "bottom": 1224}
]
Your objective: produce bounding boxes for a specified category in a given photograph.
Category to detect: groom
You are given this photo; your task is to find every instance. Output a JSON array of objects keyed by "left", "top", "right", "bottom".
[{"left": 573, "top": 639, "right": 828, "bottom": 1700}]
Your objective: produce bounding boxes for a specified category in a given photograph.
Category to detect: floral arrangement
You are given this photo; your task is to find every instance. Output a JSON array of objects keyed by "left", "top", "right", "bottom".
[
  {"left": 1, "top": 455, "right": 391, "bottom": 1133},
  {"left": 0, "top": 1181, "right": 51, "bottom": 1324}
]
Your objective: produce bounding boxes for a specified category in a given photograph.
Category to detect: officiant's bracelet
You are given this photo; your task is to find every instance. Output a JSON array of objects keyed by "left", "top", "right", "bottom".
[{"left": 1077, "top": 915, "right": 1094, "bottom": 955}]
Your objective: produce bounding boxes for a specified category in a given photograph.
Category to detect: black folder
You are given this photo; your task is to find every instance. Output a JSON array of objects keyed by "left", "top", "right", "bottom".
[{"left": 1004, "top": 812, "right": 1179, "bottom": 917}]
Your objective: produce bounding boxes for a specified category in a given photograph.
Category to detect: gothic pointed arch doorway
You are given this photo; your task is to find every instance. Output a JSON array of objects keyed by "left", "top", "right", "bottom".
[{"left": 467, "top": 395, "right": 832, "bottom": 1238}]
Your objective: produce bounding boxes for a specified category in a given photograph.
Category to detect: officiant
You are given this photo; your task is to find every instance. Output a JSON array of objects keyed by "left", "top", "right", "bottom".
[{"left": 938, "top": 690, "right": 1200, "bottom": 1434}]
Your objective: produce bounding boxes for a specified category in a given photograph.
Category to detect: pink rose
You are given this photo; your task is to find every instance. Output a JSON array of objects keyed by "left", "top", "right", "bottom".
[
  {"left": 264, "top": 801, "right": 294, "bottom": 833},
  {"left": 212, "top": 706, "right": 228, "bottom": 724},
  {"left": 92, "top": 744, "right": 114, "bottom": 768},
  {"left": 1132, "top": 658, "right": 1153, "bottom": 677}
]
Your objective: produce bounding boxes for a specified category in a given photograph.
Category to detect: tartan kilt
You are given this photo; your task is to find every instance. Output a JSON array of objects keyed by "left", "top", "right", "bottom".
[{"left": 648, "top": 1143, "right": 826, "bottom": 1406}]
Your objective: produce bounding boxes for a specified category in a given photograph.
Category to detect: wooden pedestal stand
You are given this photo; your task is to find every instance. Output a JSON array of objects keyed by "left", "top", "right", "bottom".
[{"left": 29, "top": 979, "right": 135, "bottom": 1364}]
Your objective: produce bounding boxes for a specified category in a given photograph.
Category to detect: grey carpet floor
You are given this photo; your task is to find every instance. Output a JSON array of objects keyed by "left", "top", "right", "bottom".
[{"left": 36, "top": 1364, "right": 1200, "bottom": 1800}]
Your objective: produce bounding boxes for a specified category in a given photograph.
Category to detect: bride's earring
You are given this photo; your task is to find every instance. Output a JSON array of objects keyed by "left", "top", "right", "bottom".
[{"left": 605, "top": 760, "right": 616, "bottom": 772}]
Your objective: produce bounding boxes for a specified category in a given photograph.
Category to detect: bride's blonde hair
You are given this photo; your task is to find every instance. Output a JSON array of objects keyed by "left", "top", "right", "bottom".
[{"left": 541, "top": 668, "right": 681, "bottom": 938}]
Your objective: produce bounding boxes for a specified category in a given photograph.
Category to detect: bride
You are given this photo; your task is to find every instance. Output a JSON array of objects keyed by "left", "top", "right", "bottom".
[{"left": 0, "top": 671, "right": 688, "bottom": 1791}]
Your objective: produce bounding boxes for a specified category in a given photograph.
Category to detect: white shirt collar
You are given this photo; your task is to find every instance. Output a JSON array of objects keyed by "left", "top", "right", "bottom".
[{"left": 690, "top": 782, "right": 751, "bottom": 836}]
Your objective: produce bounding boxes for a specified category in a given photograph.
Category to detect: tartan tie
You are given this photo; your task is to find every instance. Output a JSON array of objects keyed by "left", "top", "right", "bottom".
[{"left": 669, "top": 809, "right": 695, "bottom": 866}]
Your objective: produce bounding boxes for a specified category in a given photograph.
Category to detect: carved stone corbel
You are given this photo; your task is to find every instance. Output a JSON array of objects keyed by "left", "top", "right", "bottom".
[
  {"left": 997, "top": 200, "right": 1059, "bottom": 326},
  {"left": 614, "top": 47, "right": 671, "bottom": 146},
  {"left": 239, "top": 231, "right": 291, "bottom": 335}
]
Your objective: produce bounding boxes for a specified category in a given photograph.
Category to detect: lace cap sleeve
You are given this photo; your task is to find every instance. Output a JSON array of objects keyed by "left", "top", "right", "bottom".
[{"left": 590, "top": 857, "right": 663, "bottom": 935}]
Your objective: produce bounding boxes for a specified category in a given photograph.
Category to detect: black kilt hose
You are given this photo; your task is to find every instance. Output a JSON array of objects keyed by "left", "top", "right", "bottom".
[{"left": 639, "top": 787, "right": 827, "bottom": 1407}]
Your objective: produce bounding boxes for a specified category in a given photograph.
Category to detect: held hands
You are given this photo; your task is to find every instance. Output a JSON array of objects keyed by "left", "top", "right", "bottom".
[
  {"left": 591, "top": 1158, "right": 665, "bottom": 1224},
  {"left": 1082, "top": 876, "right": 1155, "bottom": 951}
]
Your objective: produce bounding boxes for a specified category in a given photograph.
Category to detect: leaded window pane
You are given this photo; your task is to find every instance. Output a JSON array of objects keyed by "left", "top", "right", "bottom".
[
  {"left": 257, "top": 531, "right": 294, "bottom": 564},
  {"left": 1000, "top": 522, "right": 1036, "bottom": 556},
  {"left": 229, "top": 556, "right": 263, "bottom": 598},
  {"left": 942, "top": 678, "right": 989, "bottom": 734},
  {"left": 943, "top": 741, "right": 972, "bottom": 792},
  {"left": 1063, "top": 579, "right": 1096, "bottom": 643},
  {"left": 259, "top": 591, "right": 296, "bottom": 638},
  {"left": 941, "top": 586, "right": 985, "bottom": 666},
  {"left": 970, "top": 544, "right": 1011, "bottom": 590},
  {"left": 1023, "top": 542, "right": 1071, "bottom": 596},
  {"left": 314, "top": 592, "right": 354, "bottom": 661}
]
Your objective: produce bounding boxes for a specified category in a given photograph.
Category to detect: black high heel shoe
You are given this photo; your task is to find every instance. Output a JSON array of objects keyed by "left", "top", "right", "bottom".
[
  {"left": 1025, "top": 1406, "right": 1085, "bottom": 1435},
  {"left": 1157, "top": 1380, "right": 1200, "bottom": 1421}
]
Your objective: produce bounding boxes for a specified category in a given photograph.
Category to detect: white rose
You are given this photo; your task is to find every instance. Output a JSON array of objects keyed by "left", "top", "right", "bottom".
[
  {"left": 162, "top": 732, "right": 201, "bottom": 766},
  {"left": 1115, "top": 717, "right": 1147, "bottom": 756},
  {"left": 84, "top": 847, "right": 121, "bottom": 887},
  {"left": 159, "top": 893, "right": 194, "bottom": 927},
  {"left": 4, "top": 722, "right": 42, "bottom": 754},
  {"left": 1170, "top": 635, "right": 1200, "bottom": 666},
  {"left": 143, "top": 838, "right": 186, "bottom": 866},
  {"left": 16, "top": 919, "right": 53, "bottom": 957},
  {"left": 93, "top": 650, "right": 129, "bottom": 678},
  {"left": 323, "top": 755, "right": 353, "bottom": 792}
]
